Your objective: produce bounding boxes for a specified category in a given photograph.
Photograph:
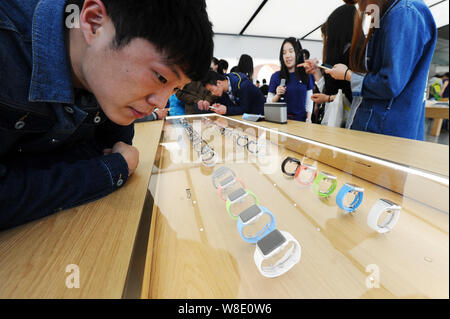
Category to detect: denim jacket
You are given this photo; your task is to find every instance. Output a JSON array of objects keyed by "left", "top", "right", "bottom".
[
  {"left": 350, "top": 0, "right": 437, "bottom": 140},
  {"left": 0, "top": 0, "right": 134, "bottom": 230}
]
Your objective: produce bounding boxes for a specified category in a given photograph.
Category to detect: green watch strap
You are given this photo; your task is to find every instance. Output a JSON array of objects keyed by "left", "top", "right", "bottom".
[
  {"left": 225, "top": 190, "right": 259, "bottom": 220},
  {"left": 312, "top": 173, "right": 337, "bottom": 198}
]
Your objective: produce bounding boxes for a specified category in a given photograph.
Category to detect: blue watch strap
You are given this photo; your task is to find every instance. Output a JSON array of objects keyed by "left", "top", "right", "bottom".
[
  {"left": 237, "top": 206, "right": 276, "bottom": 244},
  {"left": 336, "top": 184, "right": 364, "bottom": 213}
]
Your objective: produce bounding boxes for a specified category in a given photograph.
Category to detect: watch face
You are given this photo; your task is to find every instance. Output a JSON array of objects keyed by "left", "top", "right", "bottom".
[
  {"left": 214, "top": 167, "right": 233, "bottom": 179},
  {"left": 287, "top": 157, "right": 301, "bottom": 164},
  {"left": 220, "top": 175, "right": 235, "bottom": 188},
  {"left": 228, "top": 188, "right": 247, "bottom": 202},
  {"left": 346, "top": 183, "right": 364, "bottom": 193},
  {"left": 380, "top": 199, "right": 398, "bottom": 207},
  {"left": 257, "top": 229, "right": 286, "bottom": 256},
  {"left": 321, "top": 172, "right": 337, "bottom": 180},
  {"left": 239, "top": 205, "right": 262, "bottom": 223},
  {"left": 302, "top": 164, "right": 316, "bottom": 171}
]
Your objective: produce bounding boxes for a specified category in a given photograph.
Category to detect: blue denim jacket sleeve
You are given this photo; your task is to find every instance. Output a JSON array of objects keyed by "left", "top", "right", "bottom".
[
  {"left": 0, "top": 150, "right": 129, "bottom": 230},
  {"left": 357, "top": 5, "right": 432, "bottom": 100}
]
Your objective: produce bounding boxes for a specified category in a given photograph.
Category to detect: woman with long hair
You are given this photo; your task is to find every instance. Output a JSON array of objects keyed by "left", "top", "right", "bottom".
[
  {"left": 310, "top": 2, "right": 358, "bottom": 105},
  {"left": 325, "top": 0, "right": 437, "bottom": 140},
  {"left": 267, "top": 37, "right": 314, "bottom": 122},
  {"left": 237, "top": 54, "right": 255, "bottom": 81}
]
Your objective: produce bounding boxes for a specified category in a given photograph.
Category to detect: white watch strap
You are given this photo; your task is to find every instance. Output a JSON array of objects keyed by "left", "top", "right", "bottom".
[
  {"left": 367, "top": 199, "right": 401, "bottom": 233},
  {"left": 254, "top": 231, "right": 301, "bottom": 278}
]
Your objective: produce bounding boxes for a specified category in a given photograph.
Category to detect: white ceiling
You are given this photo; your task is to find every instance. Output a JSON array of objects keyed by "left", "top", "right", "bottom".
[{"left": 206, "top": 0, "right": 450, "bottom": 41}]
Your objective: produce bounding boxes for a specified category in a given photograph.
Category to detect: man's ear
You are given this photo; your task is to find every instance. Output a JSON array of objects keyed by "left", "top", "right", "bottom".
[{"left": 79, "top": 0, "right": 108, "bottom": 45}]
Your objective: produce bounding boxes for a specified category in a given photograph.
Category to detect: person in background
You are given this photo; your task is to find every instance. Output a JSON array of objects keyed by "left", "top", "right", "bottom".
[
  {"left": 267, "top": 37, "right": 314, "bottom": 122},
  {"left": 211, "top": 57, "right": 220, "bottom": 72},
  {"left": 301, "top": 49, "right": 310, "bottom": 61},
  {"left": 236, "top": 54, "right": 255, "bottom": 81},
  {"left": 428, "top": 74, "right": 443, "bottom": 100},
  {"left": 440, "top": 73, "right": 449, "bottom": 99},
  {"left": 135, "top": 107, "right": 169, "bottom": 122},
  {"left": 255, "top": 80, "right": 261, "bottom": 88},
  {"left": 304, "top": 2, "right": 358, "bottom": 123},
  {"left": 176, "top": 81, "right": 215, "bottom": 114},
  {"left": 200, "top": 71, "right": 265, "bottom": 116},
  {"left": 325, "top": 0, "right": 437, "bottom": 140},
  {"left": 230, "top": 66, "right": 239, "bottom": 73},
  {"left": 218, "top": 59, "right": 229, "bottom": 75},
  {"left": 260, "top": 79, "right": 269, "bottom": 97}
]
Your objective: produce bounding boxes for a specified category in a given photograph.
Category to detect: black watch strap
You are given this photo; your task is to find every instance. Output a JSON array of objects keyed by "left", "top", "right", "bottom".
[{"left": 281, "top": 157, "right": 301, "bottom": 176}]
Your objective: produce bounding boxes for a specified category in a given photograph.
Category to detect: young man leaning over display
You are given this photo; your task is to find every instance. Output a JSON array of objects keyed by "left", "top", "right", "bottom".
[
  {"left": 0, "top": 0, "right": 213, "bottom": 230},
  {"left": 200, "top": 71, "right": 265, "bottom": 116}
]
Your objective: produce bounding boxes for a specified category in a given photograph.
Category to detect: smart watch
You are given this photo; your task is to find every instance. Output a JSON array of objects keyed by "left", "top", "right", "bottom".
[
  {"left": 217, "top": 174, "right": 247, "bottom": 201},
  {"left": 312, "top": 171, "right": 338, "bottom": 197},
  {"left": 254, "top": 229, "right": 301, "bottom": 278},
  {"left": 201, "top": 149, "right": 218, "bottom": 167},
  {"left": 223, "top": 127, "right": 234, "bottom": 137},
  {"left": 336, "top": 183, "right": 364, "bottom": 213},
  {"left": 237, "top": 205, "right": 276, "bottom": 244},
  {"left": 367, "top": 199, "right": 401, "bottom": 233},
  {"left": 294, "top": 163, "right": 318, "bottom": 185},
  {"left": 212, "top": 166, "right": 236, "bottom": 189},
  {"left": 231, "top": 130, "right": 241, "bottom": 142},
  {"left": 225, "top": 188, "right": 259, "bottom": 220},
  {"left": 236, "top": 135, "right": 249, "bottom": 147},
  {"left": 193, "top": 139, "right": 208, "bottom": 153},
  {"left": 247, "top": 140, "right": 262, "bottom": 154},
  {"left": 281, "top": 157, "right": 301, "bottom": 177}
]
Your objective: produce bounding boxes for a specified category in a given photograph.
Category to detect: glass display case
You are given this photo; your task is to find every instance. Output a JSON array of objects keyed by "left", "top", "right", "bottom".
[{"left": 143, "top": 114, "right": 449, "bottom": 299}]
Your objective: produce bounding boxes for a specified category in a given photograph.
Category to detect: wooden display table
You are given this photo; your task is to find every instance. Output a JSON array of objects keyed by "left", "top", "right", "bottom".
[
  {"left": 142, "top": 116, "right": 449, "bottom": 299},
  {"left": 232, "top": 115, "right": 449, "bottom": 177},
  {"left": 0, "top": 121, "right": 163, "bottom": 299},
  {"left": 425, "top": 100, "right": 449, "bottom": 137},
  {"left": 0, "top": 115, "right": 448, "bottom": 299}
]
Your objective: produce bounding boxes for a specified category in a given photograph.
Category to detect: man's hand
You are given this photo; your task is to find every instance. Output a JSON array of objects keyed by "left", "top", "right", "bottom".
[
  {"left": 211, "top": 103, "right": 227, "bottom": 115},
  {"left": 154, "top": 108, "right": 169, "bottom": 120},
  {"left": 111, "top": 141, "right": 139, "bottom": 176},
  {"left": 197, "top": 100, "right": 211, "bottom": 111}
]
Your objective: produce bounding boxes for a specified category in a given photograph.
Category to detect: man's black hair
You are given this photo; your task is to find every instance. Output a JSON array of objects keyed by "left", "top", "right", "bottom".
[
  {"left": 66, "top": 0, "right": 214, "bottom": 81},
  {"left": 202, "top": 70, "right": 226, "bottom": 86},
  {"left": 301, "top": 49, "right": 310, "bottom": 60},
  {"left": 262, "top": 79, "right": 267, "bottom": 84},
  {"left": 218, "top": 59, "right": 229, "bottom": 75}
]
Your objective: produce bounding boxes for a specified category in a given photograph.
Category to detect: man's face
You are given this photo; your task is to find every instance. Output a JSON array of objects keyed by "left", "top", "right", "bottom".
[
  {"left": 80, "top": 20, "right": 191, "bottom": 126},
  {"left": 205, "top": 82, "right": 224, "bottom": 97}
]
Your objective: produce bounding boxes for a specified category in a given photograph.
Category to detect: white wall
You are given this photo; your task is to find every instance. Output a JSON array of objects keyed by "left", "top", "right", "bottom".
[{"left": 213, "top": 33, "right": 324, "bottom": 83}]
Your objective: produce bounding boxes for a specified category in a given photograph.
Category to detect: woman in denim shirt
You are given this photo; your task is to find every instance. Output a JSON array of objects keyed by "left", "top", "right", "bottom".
[{"left": 325, "top": 0, "right": 437, "bottom": 140}]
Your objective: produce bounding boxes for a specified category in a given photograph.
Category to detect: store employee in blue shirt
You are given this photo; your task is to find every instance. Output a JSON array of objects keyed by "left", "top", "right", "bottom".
[
  {"left": 0, "top": 0, "right": 213, "bottom": 230},
  {"left": 267, "top": 37, "right": 314, "bottom": 122},
  {"left": 201, "top": 71, "right": 265, "bottom": 116}
]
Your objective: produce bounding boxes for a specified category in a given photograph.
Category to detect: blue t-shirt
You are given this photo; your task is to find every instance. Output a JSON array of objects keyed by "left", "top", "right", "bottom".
[
  {"left": 168, "top": 94, "right": 186, "bottom": 116},
  {"left": 268, "top": 71, "right": 314, "bottom": 121}
]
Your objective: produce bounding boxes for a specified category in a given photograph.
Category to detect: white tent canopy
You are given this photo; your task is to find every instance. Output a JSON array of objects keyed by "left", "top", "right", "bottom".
[{"left": 206, "top": 0, "right": 449, "bottom": 41}]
